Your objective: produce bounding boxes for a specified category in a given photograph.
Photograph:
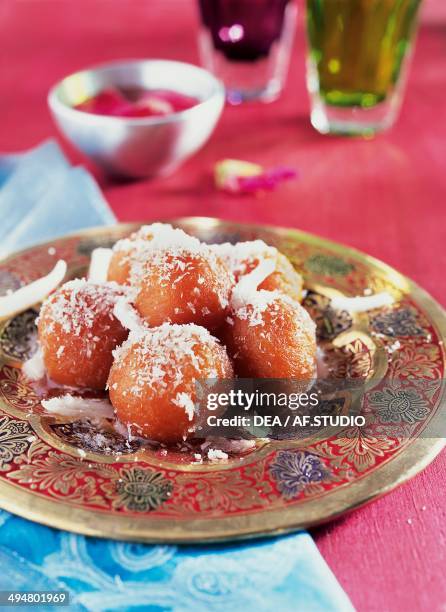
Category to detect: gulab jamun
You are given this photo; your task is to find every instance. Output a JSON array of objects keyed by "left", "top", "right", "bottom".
[
  {"left": 212, "top": 240, "right": 303, "bottom": 302},
  {"left": 38, "top": 279, "right": 128, "bottom": 389},
  {"left": 225, "top": 267, "right": 316, "bottom": 379},
  {"left": 107, "top": 223, "right": 165, "bottom": 285},
  {"left": 108, "top": 224, "right": 233, "bottom": 330},
  {"left": 127, "top": 228, "right": 233, "bottom": 329},
  {"left": 108, "top": 323, "right": 233, "bottom": 443}
]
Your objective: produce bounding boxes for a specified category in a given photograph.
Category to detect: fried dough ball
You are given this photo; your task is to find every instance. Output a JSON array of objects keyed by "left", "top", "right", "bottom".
[
  {"left": 212, "top": 240, "right": 303, "bottom": 302},
  {"left": 38, "top": 280, "right": 128, "bottom": 389},
  {"left": 108, "top": 323, "right": 233, "bottom": 443},
  {"left": 107, "top": 251, "right": 132, "bottom": 286},
  {"left": 107, "top": 224, "right": 161, "bottom": 285},
  {"left": 108, "top": 223, "right": 233, "bottom": 330},
  {"left": 133, "top": 249, "right": 232, "bottom": 330},
  {"left": 225, "top": 291, "right": 316, "bottom": 379},
  {"left": 260, "top": 253, "right": 303, "bottom": 302},
  {"left": 129, "top": 227, "right": 232, "bottom": 329}
]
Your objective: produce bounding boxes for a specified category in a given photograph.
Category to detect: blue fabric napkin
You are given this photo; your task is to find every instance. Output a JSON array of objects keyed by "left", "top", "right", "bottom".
[
  {"left": 0, "top": 141, "right": 354, "bottom": 612},
  {"left": 0, "top": 141, "right": 115, "bottom": 257}
]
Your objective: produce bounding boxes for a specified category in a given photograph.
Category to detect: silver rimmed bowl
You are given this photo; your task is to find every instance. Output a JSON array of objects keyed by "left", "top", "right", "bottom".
[{"left": 48, "top": 59, "right": 225, "bottom": 179}]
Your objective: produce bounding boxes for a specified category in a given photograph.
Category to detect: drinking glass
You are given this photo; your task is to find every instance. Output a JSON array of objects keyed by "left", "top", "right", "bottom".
[
  {"left": 306, "top": 0, "right": 422, "bottom": 135},
  {"left": 197, "top": 0, "right": 297, "bottom": 104}
]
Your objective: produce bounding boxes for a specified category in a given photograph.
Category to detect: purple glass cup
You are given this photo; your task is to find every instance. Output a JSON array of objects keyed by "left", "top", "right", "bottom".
[{"left": 198, "top": 0, "right": 297, "bottom": 103}]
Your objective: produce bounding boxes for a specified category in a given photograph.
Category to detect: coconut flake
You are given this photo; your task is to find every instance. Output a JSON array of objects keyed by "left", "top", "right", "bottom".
[
  {"left": 207, "top": 448, "right": 228, "bottom": 461},
  {"left": 203, "top": 437, "right": 256, "bottom": 454},
  {"left": 0, "top": 260, "right": 67, "bottom": 322},
  {"left": 88, "top": 248, "right": 113, "bottom": 282},
  {"left": 112, "top": 223, "right": 175, "bottom": 253},
  {"left": 230, "top": 258, "right": 283, "bottom": 326},
  {"left": 113, "top": 296, "right": 144, "bottom": 333},
  {"left": 41, "top": 394, "right": 114, "bottom": 418},
  {"left": 211, "top": 240, "right": 277, "bottom": 276},
  {"left": 41, "top": 279, "right": 124, "bottom": 337},
  {"left": 231, "top": 258, "right": 276, "bottom": 312},
  {"left": 330, "top": 292, "right": 394, "bottom": 313},
  {"left": 113, "top": 419, "right": 131, "bottom": 438},
  {"left": 172, "top": 392, "right": 195, "bottom": 421},
  {"left": 218, "top": 439, "right": 256, "bottom": 453},
  {"left": 23, "top": 349, "right": 45, "bottom": 381}
]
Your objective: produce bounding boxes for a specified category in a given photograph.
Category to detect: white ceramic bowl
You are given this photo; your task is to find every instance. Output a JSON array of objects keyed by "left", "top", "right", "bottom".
[{"left": 48, "top": 59, "right": 225, "bottom": 179}]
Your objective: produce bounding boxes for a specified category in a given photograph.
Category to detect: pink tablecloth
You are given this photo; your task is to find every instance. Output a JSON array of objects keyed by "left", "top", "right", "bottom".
[{"left": 1, "top": 1, "right": 446, "bottom": 610}]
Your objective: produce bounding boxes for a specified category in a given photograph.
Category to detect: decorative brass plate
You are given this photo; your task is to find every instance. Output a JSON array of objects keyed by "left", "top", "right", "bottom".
[{"left": 0, "top": 218, "right": 444, "bottom": 543}]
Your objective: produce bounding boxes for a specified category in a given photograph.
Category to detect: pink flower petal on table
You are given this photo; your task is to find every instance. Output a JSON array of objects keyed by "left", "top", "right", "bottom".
[
  {"left": 214, "top": 159, "right": 298, "bottom": 195},
  {"left": 237, "top": 167, "right": 298, "bottom": 193}
]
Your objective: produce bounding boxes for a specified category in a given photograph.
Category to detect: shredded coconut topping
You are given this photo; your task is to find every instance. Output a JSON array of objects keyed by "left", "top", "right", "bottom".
[
  {"left": 88, "top": 248, "right": 113, "bottom": 282},
  {"left": 23, "top": 349, "right": 45, "bottom": 381},
  {"left": 207, "top": 448, "right": 229, "bottom": 461},
  {"left": 112, "top": 223, "right": 232, "bottom": 309},
  {"left": 0, "top": 260, "right": 67, "bottom": 322},
  {"left": 112, "top": 323, "right": 224, "bottom": 398},
  {"left": 211, "top": 240, "right": 277, "bottom": 277},
  {"left": 112, "top": 223, "right": 174, "bottom": 254},
  {"left": 41, "top": 394, "right": 114, "bottom": 418},
  {"left": 230, "top": 258, "right": 281, "bottom": 326},
  {"left": 215, "top": 438, "right": 256, "bottom": 453},
  {"left": 330, "top": 292, "right": 394, "bottom": 313},
  {"left": 172, "top": 392, "right": 195, "bottom": 421},
  {"left": 113, "top": 296, "right": 144, "bottom": 333},
  {"left": 40, "top": 279, "right": 125, "bottom": 337}
]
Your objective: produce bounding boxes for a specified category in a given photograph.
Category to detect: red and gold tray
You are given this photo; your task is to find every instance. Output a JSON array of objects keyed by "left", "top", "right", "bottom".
[{"left": 0, "top": 218, "right": 444, "bottom": 542}]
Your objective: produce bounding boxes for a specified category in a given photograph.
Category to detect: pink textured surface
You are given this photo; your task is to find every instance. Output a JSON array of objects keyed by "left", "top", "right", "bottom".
[{"left": 1, "top": 1, "right": 445, "bottom": 610}]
